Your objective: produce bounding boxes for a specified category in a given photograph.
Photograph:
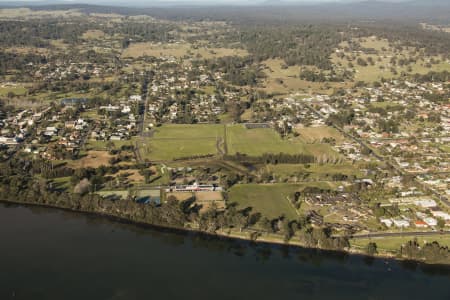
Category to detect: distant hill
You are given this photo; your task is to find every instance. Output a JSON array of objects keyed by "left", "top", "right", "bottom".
[{"left": 0, "top": 0, "right": 449, "bottom": 22}]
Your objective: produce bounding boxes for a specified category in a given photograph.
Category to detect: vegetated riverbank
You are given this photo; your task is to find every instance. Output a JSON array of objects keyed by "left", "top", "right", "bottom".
[{"left": 1, "top": 198, "right": 449, "bottom": 266}]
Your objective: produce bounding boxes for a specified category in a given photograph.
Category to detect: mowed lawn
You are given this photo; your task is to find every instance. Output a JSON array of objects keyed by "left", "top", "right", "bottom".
[
  {"left": 141, "top": 124, "right": 341, "bottom": 161},
  {"left": 141, "top": 124, "right": 224, "bottom": 161},
  {"left": 226, "top": 125, "right": 307, "bottom": 156}
]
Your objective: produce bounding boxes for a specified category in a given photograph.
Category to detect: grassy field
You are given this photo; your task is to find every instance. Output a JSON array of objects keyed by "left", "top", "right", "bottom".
[
  {"left": 114, "top": 169, "right": 144, "bottom": 183},
  {"left": 122, "top": 42, "right": 248, "bottom": 59},
  {"left": 0, "top": 8, "right": 83, "bottom": 19},
  {"left": 261, "top": 58, "right": 351, "bottom": 95},
  {"left": 351, "top": 235, "right": 450, "bottom": 252},
  {"left": 0, "top": 85, "right": 28, "bottom": 97},
  {"left": 439, "top": 145, "right": 450, "bottom": 153},
  {"left": 228, "top": 184, "right": 300, "bottom": 220},
  {"left": 80, "top": 110, "right": 103, "bottom": 120},
  {"left": 226, "top": 125, "right": 340, "bottom": 160},
  {"left": 166, "top": 192, "right": 195, "bottom": 201},
  {"left": 67, "top": 150, "right": 115, "bottom": 168},
  {"left": 332, "top": 37, "right": 450, "bottom": 83},
  {"left": 97, "top": 190, "right": 129, "bottom": 200},
  {"left": 82, "top": 30, "right": 106, "bottom": 40},
  {"left": 228, "top": 182, "right": 335, "bottom": 220},
  {"left": 296, "top": 126, "right": 346, "bottom": 144},
  {"left": 226, "top": 125, "right": 307, "bottom": 156},
  {"left": 87, "top": 139, "right": 136, "bottom": 151},
  {"left": 368, "top": 101, "right": 398, "bottom": 109},
  {"left": 196, "top": 191, "right": 223, "bottom": 202},
  {"left": 49, "top": 39, "right": 69, "bottom": 50},
  {"left": 52, "top": 176, "right": 71, "bottom": 190},
  {"left": 4, "top": 47, "right": 49, "bottom": 55},
  {"left": 139, "top": 124, "right": 224, "bottom": 161},
  {"left": 263, "top": 163, "right": 363, "bottom": 180}
]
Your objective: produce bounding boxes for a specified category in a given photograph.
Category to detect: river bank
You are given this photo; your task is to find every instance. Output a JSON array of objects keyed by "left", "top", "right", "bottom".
[
  {"left": 3, "top": 202, "right": 450, "bottom": 300},
  {"left": 2, "top": 198, "right": 448, "bottom": 266}
]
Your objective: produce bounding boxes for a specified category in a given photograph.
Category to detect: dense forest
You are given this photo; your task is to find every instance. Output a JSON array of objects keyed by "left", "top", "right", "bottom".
[
  {"left": 0, "top": 20, "right": 90, "bottom": 47},
  {"left": 235, "top": 24, "right": 343, "bottom": 69},
  {"left": 0, "top": 19, "right": 177, "bottom": 48}
]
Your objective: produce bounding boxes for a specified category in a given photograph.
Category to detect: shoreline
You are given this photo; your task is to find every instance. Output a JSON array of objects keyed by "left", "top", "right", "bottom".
[{"left": 0, "top": 199, "right": 448, "bottom": 267}]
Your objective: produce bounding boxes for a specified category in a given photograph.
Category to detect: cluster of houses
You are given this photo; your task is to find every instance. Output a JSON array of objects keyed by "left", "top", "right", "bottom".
[
  {"left": 0, "top": 107, "right": 52, "bottom": 148},
  {"left": 247, "top": 96, "right": 328, "bottom": 130},
  {"left": 90, "top": 100, "right": 139, "bottom": 141},
  {"left": 0, "top": 92, "right": 133, "bottom": 159},
  {"left": 380, "top": 197, "right": 450, "bottom": 229},
  {"left": 35, "top": 62, "right": 115, "bottom": 81},
  {"left": 304, "top": 192, "right": 372, "bottom": 230},
  {"left": 298, "top": 79, "right": 449, "bottom": 195},
  {"left": 417, "top": 174, "right": 450, "bottom": 197},
  {"left": 144, "top": 61, "right": 237, "bottom": 125}
]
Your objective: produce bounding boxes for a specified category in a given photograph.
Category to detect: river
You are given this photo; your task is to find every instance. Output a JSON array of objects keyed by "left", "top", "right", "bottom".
[{"left": 0, "top": 203, "right": 449, "bottom": 300}]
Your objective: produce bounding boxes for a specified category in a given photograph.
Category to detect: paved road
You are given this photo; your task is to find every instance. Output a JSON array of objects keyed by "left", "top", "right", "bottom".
[
  {"left": 135, "top": 74, "right": 151, "bottom": 163},
  {"left": 350, "top": 230, "right": 450, "bottom": 239}
]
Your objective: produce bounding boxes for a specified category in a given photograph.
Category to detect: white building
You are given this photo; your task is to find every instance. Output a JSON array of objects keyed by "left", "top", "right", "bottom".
[
  {"left": 380, "top": 218, "right": 393, "bottom": 227},
  {"left": 414, "top": 199, "right": 437, "bottom": 208},
  {"left": 423, "top": 217, "right": 438, "bottom": 227},
  {"left": 393, "top": 219, "right": 410, "bottom": 228},
  {"left": 431, "top": 211, "right": 450, "bottom": 221}
]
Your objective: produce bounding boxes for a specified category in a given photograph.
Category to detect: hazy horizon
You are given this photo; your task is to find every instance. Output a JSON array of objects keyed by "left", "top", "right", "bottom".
[{"left": 0, "top": 0, "right": 430, "bottom": 5}]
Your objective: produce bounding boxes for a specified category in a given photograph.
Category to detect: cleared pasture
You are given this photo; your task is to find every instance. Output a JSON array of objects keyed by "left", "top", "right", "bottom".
[
  {"left": 226, "top": 124, "right": 341, "bottom": 160},
  {"left": 261, "top": 58, "right": 351, "bottom": 94},
  {"left": 67, "top": 150, "right": 114, "bottom": 169},
  {"left": 331, "top": 37, "right": 450, "bottom": 83},
  {"left": 226, "top": 125, "right": 307, "bottom": 156},
  {"left": 228, "top": 182, "right": 335, "bottom": 220},
  {"left": 139, "top": 124, "right": 224, "bottom": 161},
  {"left": 296, "top": 126, "right": 346, "bottom": 144},
  {"left": 82, "top": 30, "right": 106, "bottom": 40},
  {"left": 122, "top": 42, "right": 248, "bottom": 59}
]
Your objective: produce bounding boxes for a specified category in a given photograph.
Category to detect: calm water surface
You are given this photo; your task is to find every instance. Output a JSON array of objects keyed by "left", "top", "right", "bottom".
[{"left": 0, "top": 203, "right": 449, "bottom": 300}]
